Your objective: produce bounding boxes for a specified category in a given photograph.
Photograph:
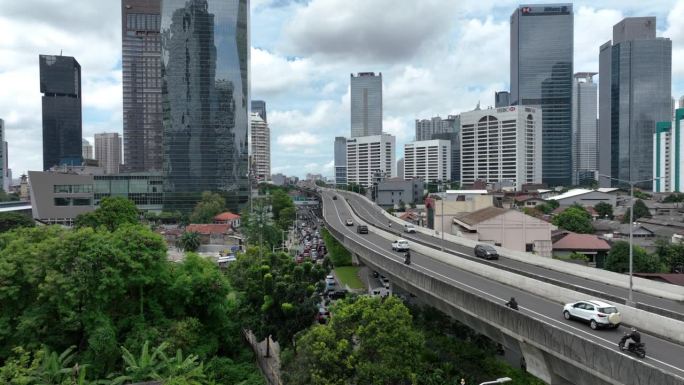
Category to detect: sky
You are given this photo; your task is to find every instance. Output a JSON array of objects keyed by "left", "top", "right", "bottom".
[{"left": 1, "top": 0, "right": 684, "bottom": 179}]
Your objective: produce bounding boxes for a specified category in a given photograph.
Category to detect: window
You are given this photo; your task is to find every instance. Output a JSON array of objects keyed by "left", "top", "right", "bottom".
[
  {"left": 54, "top": 198, "right": 70, "bottom": 206},
  {"left": 73, "top": 198, "right": 91, "bottom": 206}
]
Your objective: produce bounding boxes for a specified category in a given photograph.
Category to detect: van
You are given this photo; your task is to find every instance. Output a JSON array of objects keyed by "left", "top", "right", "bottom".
[{"left": 356, "top": 225, "right": 368, "bottom": 234}]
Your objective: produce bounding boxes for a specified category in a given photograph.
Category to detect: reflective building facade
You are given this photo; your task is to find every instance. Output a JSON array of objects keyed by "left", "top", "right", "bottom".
[
  {"left": 39, "top": 54, "right": 82, "bottom": 170},
  {"left": 598, "top": 17, "right": 672, "bottom": 189},
  {"left": 511, "top": 4, "right": 573, "bottom": 186},
  {"left": 251, "top": 99, "right": 266, "bottom": 122},
  {"left": 351, "top": 72, "right": 382, "bottom": 137},
  {"left": 122, "top": 0, "right": 163, "bottom": 172},
  {"left": 161, "top": 0, "right": 249, "bottom": 211},
  {"left": 571, "top": 73, "right": 598, "bottom": 185}
]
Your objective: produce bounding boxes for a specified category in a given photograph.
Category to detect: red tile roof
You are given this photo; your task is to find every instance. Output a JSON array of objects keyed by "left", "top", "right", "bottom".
[
  {"left": 186, "top": 224, "right": 231, "bottom": 234},
  {"left": 214, "top": 212, "right": 240, "bottom": 221},
  {"left": 633, "top": 273, "right": 684, "bottom": 287},
  {"left": 553, "top": 233, "right": 610, "bottom": 251}
]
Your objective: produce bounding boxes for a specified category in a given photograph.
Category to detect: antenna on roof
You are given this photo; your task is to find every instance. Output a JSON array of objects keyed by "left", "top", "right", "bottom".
[{"left": 60, "top": 49, "right": 63, "bottom": 56}]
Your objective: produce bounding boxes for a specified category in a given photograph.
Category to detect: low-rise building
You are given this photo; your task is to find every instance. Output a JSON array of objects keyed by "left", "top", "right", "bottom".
[
  {"left": 186, "top": 223, "right": 234, "bottom": 245},
  {"left": 453, "top": 206, "right": 555, "bottom": 257},
  {"left": 547, "top": 189, "right": 616, "bottom": 207},
  {"left": 375, "top": 178, "right": 424, "bottom": 208},
  {"left": 552, "top": 232, "right": 611, "bottom": 267},
  {"left": 428, "top": 190, "right": 494, "bottom": 233},
  {"left": 213, "top": 211, "right": 241, "bottom": 228}
]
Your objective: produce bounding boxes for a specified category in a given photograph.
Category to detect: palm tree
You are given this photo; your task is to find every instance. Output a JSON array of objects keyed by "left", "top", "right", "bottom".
[
  {"left": 34, "top": 346, "right": 78, "bottom": 385},
  {"left": 110, "top": 341, "right": 168, "bottom": 385},
  {"left": 177, "top": 231, "right": 201, "bottom": 252}
]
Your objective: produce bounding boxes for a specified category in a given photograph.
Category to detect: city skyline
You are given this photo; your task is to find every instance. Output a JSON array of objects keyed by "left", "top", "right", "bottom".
[{"left": 1, "top": 1, "right": 684, "bottom": 178}]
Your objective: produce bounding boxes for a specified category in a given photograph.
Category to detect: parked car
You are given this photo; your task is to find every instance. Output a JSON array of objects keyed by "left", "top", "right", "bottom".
[
  {"left": 474, "top": 244, "right": 499, "bottom": 260},
  {"left": 345, "top": 219, "right": 354, "bottom": 226},
  {"left": 325, "top": 275, "right": 335, "bottom": 290},
  {"left": 333, "top": 196, "right": 338, "bottom": 200},
  {"left": 404, "top": 224, "right": 416, "bottom": 233},
  {"left": 391, "top": 239, "right": 410, "bottom": 252},
  {"left": 311, "top": 250, "right": 318, "bottom": 259},
  {"left": 562, "top": 300, "right": 621, "bottom": 330},
  {"left": 356, "top": 225, "right": 369, "bottom": 234},
  {"left": 316, "top": 307, "right": 330, "bottom": 324},
  {"left": 328, "top": 289, "right": 348, "bottom": 300}
]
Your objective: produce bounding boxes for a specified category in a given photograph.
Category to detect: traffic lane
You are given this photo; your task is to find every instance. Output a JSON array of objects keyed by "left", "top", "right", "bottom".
[
  {"left": 344, "top": 192, "right": 684, "bottom": 315},
  {"left": 324, "top": 193, "right": 684, "bottom": 374}
]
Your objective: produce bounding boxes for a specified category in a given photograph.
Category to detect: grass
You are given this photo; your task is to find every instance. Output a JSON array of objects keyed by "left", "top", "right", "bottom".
[
  {"left": 320, "top": 228, "right": 352, "bottom": 266},
  {"left": 334, "top": 266, "right": 364, "bottom": 290}
]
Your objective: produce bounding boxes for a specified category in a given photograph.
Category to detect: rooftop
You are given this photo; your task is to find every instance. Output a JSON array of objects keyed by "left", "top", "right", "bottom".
[
  {"left": 214, "top": 211, "right": 241, "bottom": 221},
  {"left": 553, "top": 233, "right": 610, "bottom": 251},
  {"left": 186, "top": 224, "right": 232, "bottom": 235},
  {"left": 446, "top": 190, "right": 489, "bottom": 195},
  {"left": 453, "top": 206, "right": 508, "bottom": 228},
  {"left": 547, "top": 189, "right": 593, "bottom": 201}
]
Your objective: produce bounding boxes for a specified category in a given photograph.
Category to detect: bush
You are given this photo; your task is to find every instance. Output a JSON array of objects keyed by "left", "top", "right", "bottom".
[{"left": 320, "top": 228, "right": 352, "bottom": 266}]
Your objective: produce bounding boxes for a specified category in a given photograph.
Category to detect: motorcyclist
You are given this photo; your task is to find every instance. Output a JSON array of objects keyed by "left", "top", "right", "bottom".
[
  {"left": 621, "top": 327, "right": 641, "bottom": 350},
  {"left": 404, "top": 250, "right": 411, "bottom": 265},
  {"left": 506, "top": 297, "right": 519, "bottom": 310},
  {"left": 388, "top": 221, "right": 392, "bottom": 228}
]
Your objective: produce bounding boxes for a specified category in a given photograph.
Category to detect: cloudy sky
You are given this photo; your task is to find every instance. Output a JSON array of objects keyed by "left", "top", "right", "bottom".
[{"left": 1, "top": 0, "right": 684, "bottom": 179}]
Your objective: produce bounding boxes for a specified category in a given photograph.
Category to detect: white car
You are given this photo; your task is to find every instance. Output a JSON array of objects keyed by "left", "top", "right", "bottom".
[
  {"left": 345, "top": 219, "right": 354, "bottom": 226},
  {"left": 562, "top": 300, "right": 621, "bottom": 330},
  {"left": 391, "top": 239, "right": 410, "bottom": 252},
  {"left": 404, "top": 224, "right": 416, "bottom": 233}
]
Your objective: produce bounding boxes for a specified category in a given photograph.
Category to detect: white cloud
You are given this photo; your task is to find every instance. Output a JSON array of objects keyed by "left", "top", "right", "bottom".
[
  {"left": 251, "top": 47, "right": 313, "bottom": 96},
  {"left": 574, "top": 7, "right": 624, "bottom": 73},
  {"left": 277, "top": 132, "right": 321, "bottom": 148},
  {"left": 664, "top": 0, "right": 684, "bottom": 78}
]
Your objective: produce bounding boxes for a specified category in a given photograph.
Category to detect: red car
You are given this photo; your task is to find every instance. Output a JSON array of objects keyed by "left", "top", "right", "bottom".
[
  {"left": 296, "top": 255, "right": 304, "bottom": 264},
  {"left": 315, "top": 307, "right": 330, "bottom": 324}
]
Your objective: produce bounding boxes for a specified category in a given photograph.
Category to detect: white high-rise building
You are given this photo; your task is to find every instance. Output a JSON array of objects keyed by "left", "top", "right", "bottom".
[
  {"left": 350, "top": 72, "right": 382, "bottom": 137},
  {"left": 82, "top": 138, "right": 93, "bottom": 160},
  {"left": 653, "top": 108, "right": 684, "bottom": 192},
  {"left": 460, "top": 106, "right": 542, "bottom": 191},
  {"left": 572, "top": 72, "right": 598, "bottom": 185},
  {"left": 346, "top": 134, "right": 395, "bottom": 188},
  {"left": 250, "top": 112, "right": 270, "bottom": 181},
  {"left": 404, "top": 140, "right": 451, "bottom": 182},
  {"left": 94, "top": 133, "right": 122, "bottom": 174},
  {"left": 0, "top": 119, "right": 6, "bottom": 192}
]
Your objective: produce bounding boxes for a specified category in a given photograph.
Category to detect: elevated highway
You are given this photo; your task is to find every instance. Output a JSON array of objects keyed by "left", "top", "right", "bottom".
[{"left": 316, "top": 188, "right": 684, "bottom": 385}]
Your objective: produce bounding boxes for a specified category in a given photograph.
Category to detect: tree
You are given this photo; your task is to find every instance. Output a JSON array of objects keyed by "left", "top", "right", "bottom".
[
  {"left": 74, "top": 196, "right": 139, "bottom": 231},
  {"left": 241, "top": 199, "right": 281, "bottom": 251},
  {"left": 594, "top": 202, "right": 614, "bottom": 219},
  {"left": 397, "top": 200, "right": 406, "bottom": 212},
  {"left": 663, "top": 193, "right": 684, "bottom": 203},
  {"left": 622, "top": 199, "right": 652, "bottom": 223},
  {"left": 284, "top": 296, "right": 424, "bottom": 385},
  {"left": 277, "top": 206, "right": 296, "bottom": 232},
  {"left": 270, "top": 189, "right": 295, "bottom": 221},
  {"left": 633, "top": 190, "right": 651, "bottom": 200},
  {"left": 189, "top": 192, "right": 226, "bottom": 224},
  {"left": 653, "top": 239, "right": 684, "bottom": 273},
  {"left": 177, "top": 232, "right": 201, "bottom": 252},
  {"left": 346, "top": 183, "right": 366, "bottom": 195},
  {"left": 536, "top": 200, "right": 559, "bottom": 215},
  {"left": 0, "top": 213, "right": 34, "bottom": 233},
  {"left": 605, "top": 241, "right": 662, "bottom": 273},
  {"left": 0, "top": 189, "right": 19, "bottom": 202},
  {"left": 552, "top": 205, "right": 593, "bottom": 234}
]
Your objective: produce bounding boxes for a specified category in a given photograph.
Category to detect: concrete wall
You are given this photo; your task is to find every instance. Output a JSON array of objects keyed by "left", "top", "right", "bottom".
[
  {"left": 28, "top": 171, "right": 94, "bottom": 221},
  {"left": 322, "top": 201, "right": 683, "bottom": 384},
  {"left": 473, "top": 210, "right": 555, "bottom": 257},
  {"left": 433, "top": 195, "right": 494, "bottom": 233}
]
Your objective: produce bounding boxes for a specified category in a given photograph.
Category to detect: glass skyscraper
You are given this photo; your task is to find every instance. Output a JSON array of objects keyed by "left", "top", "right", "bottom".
[
  {"left": 122, "top": 0, "right": 163, "bottom": 172},
  {"left": 251, "top": 100, "right": 266, "bottom": 122},
  {"left": 39, "top": 54, "right": 82, "bottom": 171},
  {"left": 598, "top": 17, "right": 672, "bottom": 189},
  {"left": 350, "top": 72, "right": 382, "bottom": 137},
  {"left": 510, "top": 4, "right": 573, "bottom": 186},
  {"left": 161, "top": 0, "right": 249, "bottom": 212},
  {"left": 572, "top": 72, "right": 598, "bottom": 185}
]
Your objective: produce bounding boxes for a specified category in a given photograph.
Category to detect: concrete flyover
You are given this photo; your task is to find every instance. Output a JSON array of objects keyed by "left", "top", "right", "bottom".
[{"left": 314, "top": 188, "right": 684, "bottom": 385}]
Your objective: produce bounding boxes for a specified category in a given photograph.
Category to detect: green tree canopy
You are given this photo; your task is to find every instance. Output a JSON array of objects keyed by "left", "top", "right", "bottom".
[
  {"left": 270, "top": 189, "right": 294, "bottom": 221},
  {"left": 552, "top": 205, "right": 593, "bottom": 234},
  {"left": 605, "top": 241, "right": 662, "bottom": 273},
  {"left": 663, "top": 193, "right": 684, "bottom": 203},
  {"left": 594, "top": 202, "right": 614, "bottom": 219},
  {"left": 0, "top": 212, "right": 34, "bottom": 233},
  {"left": 653, "top": 239, "right": 684, "bottom": 273},
  {"left": 74, "top": 196, "right": 139, "bottom": 231},
  {"left": 177, "top": 232, "right": 201, "bottom": 252},
  {"left": 284, "top": 296, "right": 424, "bottom": 385},
  {"left": 189, "top": 192, "right": 226, "bottom": 224},
  {"left": 622, "top": 199, "right": 652, "bottom": 223}
]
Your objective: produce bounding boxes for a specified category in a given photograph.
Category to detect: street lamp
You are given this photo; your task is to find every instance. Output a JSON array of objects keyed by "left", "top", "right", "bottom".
[
  {"left": 479, "top": 378, "right": 512, "bottom": 385},
  {"left": 598, "top": 174, "right": 663, "bottom": 306}
]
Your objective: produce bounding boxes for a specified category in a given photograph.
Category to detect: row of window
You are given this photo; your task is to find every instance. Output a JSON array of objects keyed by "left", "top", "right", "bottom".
[
  {"left": 54, "top": 184, "right": 93, "bottom": 193},
  {"left": 54, "top": 197, "right": 91, "bottom": 206}
]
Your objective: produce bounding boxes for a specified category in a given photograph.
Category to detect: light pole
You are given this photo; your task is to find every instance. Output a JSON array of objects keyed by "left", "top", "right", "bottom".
[
  {"left": 479, "top": 377, "right": 512, "bottom": 385},
  {"left": 598, "top": 174, "right": 662, "bottom": 306}
]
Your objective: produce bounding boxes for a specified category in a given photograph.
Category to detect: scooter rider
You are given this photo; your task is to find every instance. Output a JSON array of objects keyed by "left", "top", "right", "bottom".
[
  {"left": 622, "top": 327, "right": 641, "bottom": 350},
  {"left": 505, "top": 297, "right": 519, "bottom": 310},
  {"left": 404, "top": 250, "right": 411, "bottom": 265}
]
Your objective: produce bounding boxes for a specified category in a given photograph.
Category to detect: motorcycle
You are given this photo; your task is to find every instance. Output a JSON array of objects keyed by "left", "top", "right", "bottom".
[
  {"left": 505, "top": 299, "right": 519, "bottom": 311},
  {"left": 404, "top": 252, "right": 411, "bottom": 265},
  {"left": 619, "top": 334, "right": 646, "bottom": 358}
]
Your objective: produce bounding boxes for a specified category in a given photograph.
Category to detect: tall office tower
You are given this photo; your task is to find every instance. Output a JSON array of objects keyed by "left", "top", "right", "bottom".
[
  {"left": 161, "top": 0, "right": 249, "bottom": 212},
  {"left": 121, "top": 0, "right": 162, "bottom": 171},
  {"left": 598, "top": 17, "right": 672, "bottom": 189},
  {"left": 432, "top": 132, "right": 460, "bottom": 183},
  {"left": 82, "top": 138, "right": 94, "bottom": 160},
  {"left": 495, "top": 91, "right": 510, "bottom": 107},
  {"left": 350, "top": 72, "right": 382, "bottom": 137},
  {"left": 397, "top": 157, "right": 404, "bottom": 179},
  {"left": 2, "top": 141, "right": 9, "bottom": 194},
  {"left": 39, "top": 54, "right": 82, "bottom": 170},
  {"left": 250, "top": 112, "right": 270, "bottom": 181},
  {"left": 404, "top": 140, "right": 451, "bottom": 183},
  {"left": 415, "top": 115, "right": 459, "bottom": 141},
  {"left": 511, "top": 4, "right": 573, "bottom": 186},
  {"left": 251, "top": 100, "right": 266, "bottom": 122},
  {"left": 122, "top": 0, "right": 163, "bottom": 172},
  {"left": 0, "top": 119, "right": 5, "bottom": 192},
  {"left": 460, "top": 106, "right": 542, "bottom": 191},
  {"left": 571, "top": 73, "right": 598, "bottom": 185},
  {"left": 679, "top": 95, "right": 684, "bottom": 109},
  {"left": 346, "top": 134, "right": 395, "bottom": 187},
  {"left": 653, "top": 109, "right": 684, "bottom": 192},
  {"left": 334, "top": 136, "right": 347, "bottom": 186},
  {"left": 94, "top": 133, "right": 122, "bottom": 174}
]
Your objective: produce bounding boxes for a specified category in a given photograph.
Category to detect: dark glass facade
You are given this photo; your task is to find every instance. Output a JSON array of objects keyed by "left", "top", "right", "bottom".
[
  {"left": 432, "top": 132, "right": 460, "bottom": 182},
  {"left": 251, "top": 100, "right": 266, "bottom": 122},
  {"left": 511, "top": 4, "right": 573, "bottom": 186},
  {"left": 122, "top": 0, "right": 163, "bottom": 172},
  {"left": 39, "top": 55, "right": 82, "bottom": 170},
  {"left": 599, "top": 18, "right": 672, "bottom": 189},
  {"left": 161, "top": 0, "right": 249, "bottom": 212}
]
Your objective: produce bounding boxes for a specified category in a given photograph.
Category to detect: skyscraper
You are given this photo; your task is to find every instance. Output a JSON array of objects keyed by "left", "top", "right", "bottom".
[
  {"left": 122, "top": 0, "right": 163, "bottom": 172},
  {"left": 598, "top": 17, "right": 672, "bottom": 189},
  {"left": 161, "top": 0, "right": 249, "bottom": 212},
  {"left": 346, "top": 134, "right": 395, "bottom": 187},
  {"left": 415, "top": 115, "right": 459, "bottom": 141},
  {"left": 350, "top": 72, "right": 382, "bottom": 137},
  {"left": 95, "top": 133, "right": 122, "bottom": 174},
  {"left": 250, "top": 112, "right": 270, "bottom": 181},
  {"left": 404, "top": 140, "right": 451, "bottom": 183},
  {"left": 251, "top": 100, "right": 266, "bottom": 122},
  {"left": 495, "top": 91, "right": 510, "bottom": 107},
  {"left": 334, "top": 136, "right": 347, "bottom": 186},
  {"left": 572, "top": 72, "right": 598, "bottom": 185},
  {"left": 0, "top": 119, "right": 5, "bottom": 192},
  {"left": 82, "top": 138, "right": 93, "bottom": 160},
  {"left": 39, "top": 54, "right": 82, "bottom": 170},
  {"left": 511, "top": 4, "right": 573, "bottom": 186},
  {"left": 653, "top": 109, "right": 684, "bottom": 192}
]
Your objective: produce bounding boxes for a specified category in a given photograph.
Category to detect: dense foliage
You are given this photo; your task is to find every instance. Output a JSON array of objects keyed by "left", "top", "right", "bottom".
[
  {"left": 177, "top": 231, "right": 201, "bottom": 252},
  {"left": 622, "top": 199, "right": 652, "bottom": 223},
  {"left": 594, "top": 202, "right": 614, "bottom": 219},
  {"left": 534, "top": 200, "right": 559, "bottom": 215},
  {"left": 552, "top": 205, "right": 593, "bottom": 234},
  {"left": 0, "top": 212, "right": 34, "bottom": 233},
  {"left": 189, "top": 192, "right": 226, "bottom": 224},
  {"left": 662, "top": 192, "right": 684, "bottom": 203},
  {"left": 74, "top": 197, "right": 139, "bottom": 231},
  {"left": 605, "top": 241, "right": 662, "bottom": 273},
  {"left": 320, "top": 228, "right": 352, "bottom": 266}
]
